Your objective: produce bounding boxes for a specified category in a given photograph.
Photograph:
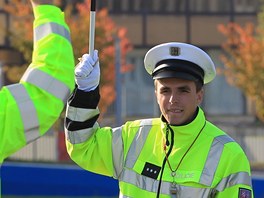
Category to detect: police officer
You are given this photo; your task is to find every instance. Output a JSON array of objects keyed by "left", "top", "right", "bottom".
[
  {"left": 0, "top": 0, "right": 74, "bottom": 167},
  {"left": 65, "top": 42, "right": 253, "bottom": 197}
]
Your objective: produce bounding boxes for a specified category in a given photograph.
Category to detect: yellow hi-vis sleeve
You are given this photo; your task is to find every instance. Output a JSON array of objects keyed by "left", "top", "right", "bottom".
[{"left": 0, "top": 5, "right": 74, "bottom": 163}]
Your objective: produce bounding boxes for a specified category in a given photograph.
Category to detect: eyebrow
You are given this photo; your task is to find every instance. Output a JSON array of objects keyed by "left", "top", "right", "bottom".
[
  {"left": 178, "top": 85, "right": 191, "bottom": 91},
  {"left": 159, "top": 84, "right": 191, "bottom": 92}
]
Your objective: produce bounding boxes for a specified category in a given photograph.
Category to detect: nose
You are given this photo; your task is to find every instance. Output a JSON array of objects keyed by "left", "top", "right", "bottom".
[{"left": 169, "top": 92, "right": 179, "bottom": 104}]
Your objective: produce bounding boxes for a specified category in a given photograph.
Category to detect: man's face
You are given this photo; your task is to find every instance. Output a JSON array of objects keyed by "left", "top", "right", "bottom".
[{"left": 155, "top": 78, "right": 204, "bottom": 125}]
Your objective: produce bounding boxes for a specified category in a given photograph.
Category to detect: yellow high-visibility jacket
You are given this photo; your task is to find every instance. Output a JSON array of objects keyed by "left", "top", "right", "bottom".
[
  {"left": 65, "top": 88, "right": 253, "bottom": 197},
  {"left": 0, "top": 5, "right": 74, "bottom": 163}
]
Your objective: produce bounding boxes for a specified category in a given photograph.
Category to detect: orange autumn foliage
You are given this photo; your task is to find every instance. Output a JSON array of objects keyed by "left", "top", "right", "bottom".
[
  {"left": 218, "top": 20, "right": 264, "bottom": 122},
  {"left": 2, "top": 0, "right": 133, "bottom": 117}
]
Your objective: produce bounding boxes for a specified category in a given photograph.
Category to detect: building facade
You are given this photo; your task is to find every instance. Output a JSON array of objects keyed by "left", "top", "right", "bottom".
[
  {"left": 1, "top": 0, "right": 264, "bottom": 167},
  {"left": 0, "top": 0, "right": 260, "bottom": 119},
  {"left": 97, "top": 0, "right": 259, "bottom": 119}
]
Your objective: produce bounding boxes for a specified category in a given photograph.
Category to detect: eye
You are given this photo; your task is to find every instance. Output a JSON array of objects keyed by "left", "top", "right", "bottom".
[
  {"left": 160, "top": 90, "right": 168, "bottom": 94},
  {"left": 160, "top": 88, "right": 170, "bottom": 94},
  {"left": 179, "top": 87, "right": 191, "bottom": 93},
  {"left": 181, "top": 89, "right": 189, "bottom": 93}
]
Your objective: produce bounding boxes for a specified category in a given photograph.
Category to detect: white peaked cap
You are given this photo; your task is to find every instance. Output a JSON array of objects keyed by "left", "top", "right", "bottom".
[{"left": 144, "top": 42, "right": 216, "bottom": 84}]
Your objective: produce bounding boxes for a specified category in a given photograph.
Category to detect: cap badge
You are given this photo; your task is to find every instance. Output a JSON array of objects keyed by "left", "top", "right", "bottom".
[{"left": 170, "top": 47, "right": 180, "bottom": 56}]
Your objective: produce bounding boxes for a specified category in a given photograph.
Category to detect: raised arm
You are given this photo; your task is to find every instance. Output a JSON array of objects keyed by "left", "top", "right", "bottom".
[{"left": 0, "top": 0, "right": 74, "bottom": 162}]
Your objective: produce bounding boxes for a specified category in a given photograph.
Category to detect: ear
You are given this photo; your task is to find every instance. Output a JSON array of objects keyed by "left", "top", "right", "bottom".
[
  {"left": 154, "top": 80, "right": 160, "bottom": 105},
  {"left": 196, "top": 88, "right": 204, "bottom": 105},
  {"left": 155, "top": 89, "right": 159, "bottom": 105}
]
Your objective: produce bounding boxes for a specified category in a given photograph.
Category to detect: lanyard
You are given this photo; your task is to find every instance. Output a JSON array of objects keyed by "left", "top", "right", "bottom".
[{"left": 163, "top": 121, "right": 206, "bottom": 196}]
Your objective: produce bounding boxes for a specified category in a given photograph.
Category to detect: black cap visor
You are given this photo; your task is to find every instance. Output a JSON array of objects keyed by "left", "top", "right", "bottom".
[{"left": 152, "top": 59, "right": 204, "bottom": 84}]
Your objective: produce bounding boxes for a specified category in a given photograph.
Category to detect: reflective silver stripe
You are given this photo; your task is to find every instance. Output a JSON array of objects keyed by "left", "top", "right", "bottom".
[
  {"left": 7, "top": 84, "right": 40, "bottom": 143},
  {"left": 34, "top": 22, "right": 71, "bottom": 42},
  {"left": 119, "top": 192, "right": 132, "bottom": 198},
  {"left": 215, "top": 172, "right": 252, "bottom": 192},
  {"left": 125, "top": 119, "right": 153, "bottom": 169},
  {"left": 200, "top": 135, "right": 234, "bottom": 186},
  {"left": 119, "top": 193, "right": 130, "bottom": 198},
  {"left": 112, "top": 126, "right": 124, "bottom": 179},
  {"left": 21, "top": 68, "right": 70, "bottom": 103},
  {"left": 166, "top": 184, "right": 213, "bottom": 198},
  {"left": 119, "top": 194, "right": 130, "bottom": 198},
  {"left": 120, "top": 168, "right": 214, "bottom": 197},
  {"left": 120, "top": 168, "right": 164, "bottom": 194},
  {"left": 65, "top": 122, "right": 99, "bottom": 144},
  {"left": 66, "top": 106, "right": 99, "bottom": 122}
]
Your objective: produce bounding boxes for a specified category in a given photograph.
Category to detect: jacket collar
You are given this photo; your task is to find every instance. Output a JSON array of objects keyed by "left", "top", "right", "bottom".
[{"left": 161, "top": 107, "right": 206, "bottom": 138}]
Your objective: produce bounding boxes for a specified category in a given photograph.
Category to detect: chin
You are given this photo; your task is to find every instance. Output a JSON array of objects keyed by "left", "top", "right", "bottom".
[
  {"left": 170, "top": 122, "right": 183, "bottom": 126},
  {"left": 168, "top": 116, "right": 182, "bottom": 124},
  {"left": 168, "top": 119, "right": 181, "bottom": 125}
]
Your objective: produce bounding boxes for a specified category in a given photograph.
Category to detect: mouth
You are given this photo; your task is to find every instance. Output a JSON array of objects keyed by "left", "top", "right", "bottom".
[{"left": 168, "top": 108, "right": 183, "bottom": 113}]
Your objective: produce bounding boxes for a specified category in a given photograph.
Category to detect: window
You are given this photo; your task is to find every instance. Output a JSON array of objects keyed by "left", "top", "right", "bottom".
[
  {"left": 202, "top": 49, "right": 246, "bottom": 115},
  {"left": 234, "top": 0, "right": 259, "bottom": 12},
  {"left": 189, "top": 0, "right": 232, "bottom": 12},
  {"left": 0, "top": 14, "right": 7, "bottom": 46},
  {"left": 0, "top": 2, "right": 8, "bottom": 47}
]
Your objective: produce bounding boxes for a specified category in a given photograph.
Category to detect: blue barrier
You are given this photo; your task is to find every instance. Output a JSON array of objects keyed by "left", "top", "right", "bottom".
[
  {"left": 1, "top": 162, "right": 119, "bottom": 196},
  {"left": 252, "top": 177, "right": 264, "bottom": 198},
  {"left": 1, "top": 162, "right": 264, "bottom": 197}
]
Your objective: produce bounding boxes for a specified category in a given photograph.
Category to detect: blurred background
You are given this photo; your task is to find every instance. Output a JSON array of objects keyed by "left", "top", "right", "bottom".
[{"left": 1, "top": 0, "right": 264, "bottom": 197}]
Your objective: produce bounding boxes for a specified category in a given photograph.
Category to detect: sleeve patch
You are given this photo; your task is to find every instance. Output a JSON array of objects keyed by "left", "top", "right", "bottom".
[{"left": 239, "top": 188, "right": 252, "bottom": 198}]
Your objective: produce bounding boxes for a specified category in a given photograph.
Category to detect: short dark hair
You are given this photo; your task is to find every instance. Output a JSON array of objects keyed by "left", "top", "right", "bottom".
[
  {"left": 154, "top": 79, "right": 204, "bottom": 93},
  {"left": 194, "top": 79, "right": 203, "bottom": 92}
]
